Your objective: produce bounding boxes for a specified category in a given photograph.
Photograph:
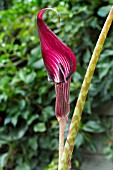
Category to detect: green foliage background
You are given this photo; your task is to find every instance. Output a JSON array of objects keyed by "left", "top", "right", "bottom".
[{"left": 0, "top": 0, "right": 113, "bottom": 169}]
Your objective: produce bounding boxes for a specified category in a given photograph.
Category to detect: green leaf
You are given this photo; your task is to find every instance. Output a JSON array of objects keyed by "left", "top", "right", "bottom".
[
  {"left": 31, "top": 47, "right": 40, "bottom": 58},
  {"left": 83, "top": 49, "right": 91, "bottom": 63},
  {"left": 32, "top": 58, "right": 44, "bottom": 69},
  {"left": 8, "top": 125, "right": 28, "bottom": 140},
  {"left": 98, "top": 63, "right": 110, "bottom": 79},
  {"left": 27, "top": 114, "right": 39, "bottom": 125},
  {"left": 33, "top": 123, "right": 46, "bottom": 132},
  {"left": 28, "top": 137, "right": 38, "bottom": 151},
  {"left": 97, "top": 6, "right": 112, "bottom": 17},
  {"left": 84, "top": 98, "right": 92, "bottom": 114},
  {"left": 75, "top": 133, "right": 84, "bottom": 148},
  {"left": 18, "top": 69, "right": 36, "bottom": 84},
  {"left": 11, "top": 114, "right": 19, "bottom": 126},
  {"left": 39, "top": 136, "right": 52, "bottom": 149},
  {"left": 0, "top": 153, "right": 9, "bottom": 168},
  {"left": 15, "top": 163, "right": 30, "bottom": 170},
  {"left": 83, "top": 120, "right": 105, "bottom": 133},
  {"left": 41, "top": 106, "right": 54, "bottom": 122},
  {"left": 72, "top": 72, "right": 82, "bottom": 82}
]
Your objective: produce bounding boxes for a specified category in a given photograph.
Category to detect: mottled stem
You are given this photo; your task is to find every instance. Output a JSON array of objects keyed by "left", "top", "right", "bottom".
[
  {"left": 59, "top": 6, "right": 113, "bottom": 170},
  {"left": 58, "top": 117, "right": 66, "bottom": 170}
]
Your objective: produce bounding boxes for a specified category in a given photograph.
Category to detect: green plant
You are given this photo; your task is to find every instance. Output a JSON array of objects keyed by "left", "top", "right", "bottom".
[{"left": 0, "top": 0, "right": 113, "bottom": 170}]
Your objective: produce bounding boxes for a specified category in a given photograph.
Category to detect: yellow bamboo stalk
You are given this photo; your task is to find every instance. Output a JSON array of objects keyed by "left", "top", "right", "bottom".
[{"left": 59, "top": 6, "right": 113, "bottom": 170}]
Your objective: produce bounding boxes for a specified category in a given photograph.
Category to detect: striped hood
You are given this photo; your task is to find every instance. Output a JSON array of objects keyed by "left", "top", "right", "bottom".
[{"left": 37, "top": 8, "right": 76, "bottom": 83}]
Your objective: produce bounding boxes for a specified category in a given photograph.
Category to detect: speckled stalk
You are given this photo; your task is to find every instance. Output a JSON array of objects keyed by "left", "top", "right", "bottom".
[
  {"left": 58, "top": 118, "right": 66, "bottom": 170},
  {"left": 59, "top": 7, "right": 113, "bottom": 170}
]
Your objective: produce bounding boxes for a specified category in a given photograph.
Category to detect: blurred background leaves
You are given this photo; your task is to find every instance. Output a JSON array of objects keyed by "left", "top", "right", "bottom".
[{"left": 0, "top": 0, "right": 113, "bottom": 169}]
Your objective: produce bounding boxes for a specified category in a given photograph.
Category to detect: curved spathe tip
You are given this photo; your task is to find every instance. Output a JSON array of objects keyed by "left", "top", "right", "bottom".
[{"left": 37, "top": 8, "right": 60, "bottom": 28}]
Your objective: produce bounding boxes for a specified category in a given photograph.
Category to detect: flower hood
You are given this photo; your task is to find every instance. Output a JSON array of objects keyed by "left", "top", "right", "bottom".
[{"left": 37, "top": 8, "right": 76, "bottom": 83}]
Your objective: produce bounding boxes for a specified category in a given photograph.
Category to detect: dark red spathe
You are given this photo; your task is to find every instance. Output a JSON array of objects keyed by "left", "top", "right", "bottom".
[{"left": 37, "top": 8, "right": 76, "bottom": 120}]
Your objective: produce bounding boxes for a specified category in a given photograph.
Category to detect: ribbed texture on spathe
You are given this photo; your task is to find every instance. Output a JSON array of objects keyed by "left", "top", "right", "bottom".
[
  {"left": 55, "top": 77, "right": 71, "bottom": 119},
  {"left": 37, "top": 8, "right": 76, "bottom": 83}
]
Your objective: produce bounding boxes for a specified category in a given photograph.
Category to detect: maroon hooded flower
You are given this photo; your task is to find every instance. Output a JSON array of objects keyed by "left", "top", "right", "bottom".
[{"left": 37, "top": 8, "right": 76, "bottom": 121}]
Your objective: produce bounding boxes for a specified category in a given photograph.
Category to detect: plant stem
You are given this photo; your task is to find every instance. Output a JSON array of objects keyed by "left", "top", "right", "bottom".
[
  {"left": 59, "top": 6, "right": 113, "bottom": 170},
  {"left": 58, "top": 117, "right": 66, "bottom": 170}
]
